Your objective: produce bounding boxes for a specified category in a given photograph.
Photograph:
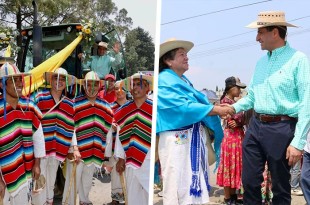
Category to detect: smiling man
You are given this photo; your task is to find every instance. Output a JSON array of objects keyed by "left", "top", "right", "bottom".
[
  {"left": 0, "top": 63, "right": 45, "bottom": 205},
  {"left": 31, "top": 67, "right": 79, "bottom": 205},
  {"left": 85, "top": 42, "right": 122, "bottom": 79},
  {"left": 63, "top": 71, "right": 114, "bottom": 205},
  {"left": 113, "top": 73, "right": 153, "bottom": 205},
  {"left": 231, "top": 11, "right": 310, "bottom": 205}
]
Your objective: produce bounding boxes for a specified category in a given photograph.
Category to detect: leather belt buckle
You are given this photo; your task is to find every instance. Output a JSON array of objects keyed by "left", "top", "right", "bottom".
[
  {"left": 256, "top": 113, "right": 280, "bottom": 122},
  {"left": 255, "top": 113, "right": 295, "bottom": 123}
]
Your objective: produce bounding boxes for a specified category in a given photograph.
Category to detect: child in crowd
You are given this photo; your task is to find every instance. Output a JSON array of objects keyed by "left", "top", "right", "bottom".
[{"left": 217, "top": 76, "right": 246, "bottom": 205}]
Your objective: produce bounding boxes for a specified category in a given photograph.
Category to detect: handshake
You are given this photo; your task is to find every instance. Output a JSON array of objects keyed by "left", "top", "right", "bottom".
[{"left": 211, "top": 104, "right": 236, "bottom": 119}]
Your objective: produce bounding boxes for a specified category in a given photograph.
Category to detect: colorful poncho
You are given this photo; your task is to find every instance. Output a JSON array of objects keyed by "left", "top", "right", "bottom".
[
  {"left": 33, "top": 89, "right": 75, "bottom": 162},
  {"left": 74, "top": 95, "right": 113, "bottom": 167},
  {"left": 114, "top": 99, "right": 152, "bottom": 169},
  {"left": 0, "top": 96, "right": 42, "bottom": 196},
  {"left": 110, "top": 101, "right": 121, "bottom": 112}
]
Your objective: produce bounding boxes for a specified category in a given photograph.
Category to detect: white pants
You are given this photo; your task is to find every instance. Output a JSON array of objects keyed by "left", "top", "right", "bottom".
[
  {"left": 105, "top": 157, "right": 123, "bottom": 197},
  {"left": 125, "top": 151, "right": 150, "bottom": 205},
  {"left": 32, "top": 156, "right": 60, "bottom": 205},
  {"left": 62, "top": 160, "right": 96, "bottom": 205},
  {"left": 2, "top": 186, "right": 29, "bottom": 205},
  {"left": 159, "top": 128, "right": 210, "bottom": 205}
]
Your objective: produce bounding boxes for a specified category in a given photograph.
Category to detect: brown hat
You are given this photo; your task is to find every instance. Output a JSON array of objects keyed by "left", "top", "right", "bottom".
[
  {"left": 246, "top": 11, "right": 297, "bottom": 28},
  {"left": 225, "top": 76, "right": 246, "bottom": 89}
]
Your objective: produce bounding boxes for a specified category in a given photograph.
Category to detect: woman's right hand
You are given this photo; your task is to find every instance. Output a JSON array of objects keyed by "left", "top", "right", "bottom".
[{"left": 210, "top": 104, "right": 235, "bottom": 119}]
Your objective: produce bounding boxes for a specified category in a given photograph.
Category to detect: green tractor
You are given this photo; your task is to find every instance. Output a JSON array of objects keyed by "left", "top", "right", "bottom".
[{"left": 20, "top": 23, "right": 127, "bottom": 80}]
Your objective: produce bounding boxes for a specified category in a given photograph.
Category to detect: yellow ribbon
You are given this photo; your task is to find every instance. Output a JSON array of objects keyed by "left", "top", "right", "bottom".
[{"left": 23, "top": 35, "right": 83, "bottom": 95}]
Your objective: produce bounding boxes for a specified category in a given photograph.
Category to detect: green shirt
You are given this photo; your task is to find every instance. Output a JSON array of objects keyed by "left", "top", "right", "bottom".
[
  {"left": 85, "top": 53, "right": 122, "bottom": 79},
  {"left": 233, "top": 42, "right": 310, "bottom": 150}
]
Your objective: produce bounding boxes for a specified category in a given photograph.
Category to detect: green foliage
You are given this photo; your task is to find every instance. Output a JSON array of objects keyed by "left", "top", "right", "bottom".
[
  {"left": 124, "top": 27, "right": 154, "bottom": 76},
  {"left": 0, "top": 0, "right": 154, "bottom": 79}
]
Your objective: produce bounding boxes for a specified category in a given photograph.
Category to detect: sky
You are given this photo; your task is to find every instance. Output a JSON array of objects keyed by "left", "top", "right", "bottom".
[
  {"left": 160, "top": 0, "right": 310, "bottom": 91},
  {"left": 113, "top": 0, "right": 158, "bottom": 41}
]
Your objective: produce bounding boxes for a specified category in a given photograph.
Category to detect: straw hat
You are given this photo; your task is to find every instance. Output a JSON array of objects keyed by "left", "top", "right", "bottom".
[
  {"left": 122, "top": 72, "right": 153, "bottom": 91},
  {"left": 0, "top": 57, "right": 15, "bottom": 66},
  {"left": 160, "top": 38, "right": 194, "bottom": 58},
  {"left": 0, "top": 62, "right": 30, "bottom": 80},
  {"left": 82, "top": 71, "right": 104, "bottom": 85},
  {"left": 98, "top": 41, "right": 108, "bottom": 49},
  {"left": 43, "top": 67, "right": 76, "bottom": 86},
  {"left": 246, "top": 11, "right": 297, "bottom": 28}
]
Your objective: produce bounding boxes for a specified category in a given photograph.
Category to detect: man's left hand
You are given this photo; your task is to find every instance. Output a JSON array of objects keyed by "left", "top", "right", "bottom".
[
  {"left": 73, "top": 150, "right": 81, "bottom": 164},
  {"left": 32, "top": 159, "right": 41, "bottom": 180},
  {"left": 286, "top": 145, "right": 303, "bottom": 166},
  {"left": 116, "top": 158, "right": 126, "bottom": 174}
]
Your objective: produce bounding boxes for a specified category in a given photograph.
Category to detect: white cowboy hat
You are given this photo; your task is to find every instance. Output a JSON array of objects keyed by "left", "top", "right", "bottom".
[
  {"left": 98, "top": 41, "right": 108, "bottom": 49},
  {"left": 160, "top": 38, "right": 194, "bottom": 58},
  {"left": 122, "top": 72, "right": 153, "bottom": 91},
  {"left": 246, "top": 11, "right": 297, "bottom": 29},
  {"left": 43, "top": 67, "right": 76, "bottom": 86},
  {"left": 0, "top": 62, "right": 31, "bottom": 79}
]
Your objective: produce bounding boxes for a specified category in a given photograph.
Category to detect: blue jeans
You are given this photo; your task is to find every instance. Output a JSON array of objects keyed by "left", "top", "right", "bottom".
[
  {"left": 301, "top": 151, "right": 310, "bottom": 204},
  {"left": 290, "top": 159, "right": 301, "bottom": 189}
]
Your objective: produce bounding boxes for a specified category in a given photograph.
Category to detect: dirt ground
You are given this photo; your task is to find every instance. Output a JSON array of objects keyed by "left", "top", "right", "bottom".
[
  {"left": 54, "top": 172, "right": 113, "bottom": 205},
  {"left": 46, "top": 165, "right": 306, "bottom": 205},
  {"left": 152, "top": 164, "right": 306, "bottom": 205}
]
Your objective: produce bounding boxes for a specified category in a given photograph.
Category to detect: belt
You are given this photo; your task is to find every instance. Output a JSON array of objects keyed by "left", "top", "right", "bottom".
[{"left": 254, "top": 112, "right": 297, "bottom": 123}]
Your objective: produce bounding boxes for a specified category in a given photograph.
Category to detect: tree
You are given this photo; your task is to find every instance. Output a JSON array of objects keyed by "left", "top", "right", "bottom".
[
  {"left": 0, "top": 0, "right": 133, "bottom": 65},
  {"left": 0, "top": 0, "right": 156, "bottom": 80},
  {"left": 124, "top": 27, "right": 154, "bottom": 75}
]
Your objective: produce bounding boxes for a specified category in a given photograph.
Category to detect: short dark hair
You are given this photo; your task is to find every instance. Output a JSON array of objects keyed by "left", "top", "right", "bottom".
[
  {"left": 159, "top": 48, "right": 178, "bottom": 73},
  {"left": 266, "top": 26, "right": 287, "bottom": 40}
]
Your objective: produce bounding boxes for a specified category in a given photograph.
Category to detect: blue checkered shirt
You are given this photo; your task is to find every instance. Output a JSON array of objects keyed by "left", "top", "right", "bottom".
[{"left": 233, "top": 42, "right": 310, "bottom": 150}]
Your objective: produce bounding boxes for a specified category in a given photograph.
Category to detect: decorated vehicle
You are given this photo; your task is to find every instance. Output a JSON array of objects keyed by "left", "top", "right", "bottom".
[{"left": 20, "top": 23, "right": 127, "bottom": 79}]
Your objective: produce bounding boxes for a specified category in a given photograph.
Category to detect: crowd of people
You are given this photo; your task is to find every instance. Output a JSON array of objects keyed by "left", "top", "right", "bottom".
[{"left": 0, "top": 37, "right": 153, "bottom": 205}]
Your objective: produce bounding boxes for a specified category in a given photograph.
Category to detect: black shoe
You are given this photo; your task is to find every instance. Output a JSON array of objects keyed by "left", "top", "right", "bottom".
[
  {"left": 230, "top": 194, "right": 238, "bottom": 205},
  {"left": 222, "top": 198, "right": 231, "bottom": 205}
]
